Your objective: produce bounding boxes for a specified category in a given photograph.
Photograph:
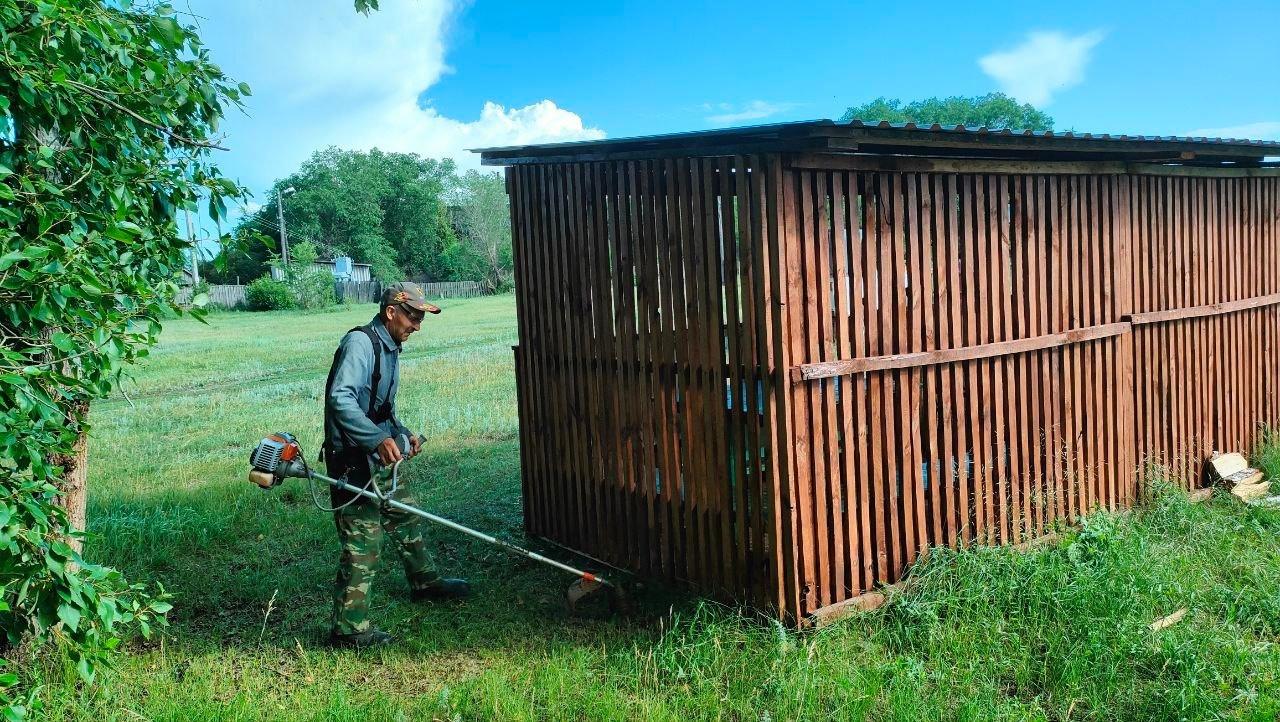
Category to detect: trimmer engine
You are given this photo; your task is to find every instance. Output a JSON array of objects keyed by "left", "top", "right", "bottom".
[{"left": 248, "top": 432, "right": 307, "bottom": 488}]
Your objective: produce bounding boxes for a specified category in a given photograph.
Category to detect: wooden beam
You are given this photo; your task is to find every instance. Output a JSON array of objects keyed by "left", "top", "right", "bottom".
[
  {"left": 792, "top": 322, "right": 1132, "bottom": 381},
  {"left": 1126, "top": 292, "right": 1280, "bottom": 325},
  {"left": 481, "top": 138, "right": 837, "bottom": 165},
  {"left": 1127, "top": 164, "right": 1280, "bottom": 178},
  {"left": 809, "top": 588, "right": 891, "bottom": 627},
  {"left": 839, "top": 126, "right": 1278, "bottom": 159},
  {"left": 785, "top": 153, "right": 1280, "bottom": 178},
  {"left": 787, "top": 153, "right": 1129, "bottom": 176}
]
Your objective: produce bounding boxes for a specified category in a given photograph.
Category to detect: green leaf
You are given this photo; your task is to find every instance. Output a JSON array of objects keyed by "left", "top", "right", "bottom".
[
  {"left": 57, "top": 603, "right": 82, "bottom": 632},
  {"left": 150, "top": 601, "right": 173, "bottom": 614},
  {"left": 75, "top": 656, "right": 94, "bottom": 684},
  {"left": 153, "top": 16, "right": 184, "bottom": 46},
  {"left": 191, "top": 292, "right": 209, "bottom": 308},
  {"left": 237, "top": 81, "right": 252, "bottom": 97},
  {"left": 51, "top": 332, "right": 77, "bottom": 352}
]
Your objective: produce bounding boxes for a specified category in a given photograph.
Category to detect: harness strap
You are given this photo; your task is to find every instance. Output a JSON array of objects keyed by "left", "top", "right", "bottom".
[{"left": 322, "top": 324, "right": 391, "bottom": 461}]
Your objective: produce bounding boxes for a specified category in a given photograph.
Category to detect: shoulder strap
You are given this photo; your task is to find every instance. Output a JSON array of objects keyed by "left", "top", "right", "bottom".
[
  {"left": 324, "top": 325, "right": 381, "bottom": 418},
  {"left": 357, "top": 325, "right": 381, "bottom": 416}
]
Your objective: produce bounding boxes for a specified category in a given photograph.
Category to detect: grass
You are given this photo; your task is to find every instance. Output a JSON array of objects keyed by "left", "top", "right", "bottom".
[{"left": 22, "top": 295, "right": 1280, "bottom": 720}]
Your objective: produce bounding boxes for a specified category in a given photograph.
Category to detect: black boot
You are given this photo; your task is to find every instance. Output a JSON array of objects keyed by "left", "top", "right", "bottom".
[
  {"left": 410, "top": 578, "right": 471, "bottom": 602},
  {"left": 328, "top": 628, "right": 394, "bottom": 649}
]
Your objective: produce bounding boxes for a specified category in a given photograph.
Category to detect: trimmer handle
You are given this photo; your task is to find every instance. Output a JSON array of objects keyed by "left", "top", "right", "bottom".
[{"left": 371, "top": 433, "right": 427, "bottom": 467}]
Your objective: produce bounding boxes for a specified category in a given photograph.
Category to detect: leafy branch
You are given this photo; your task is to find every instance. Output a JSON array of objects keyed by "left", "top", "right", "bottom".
[{"left": 65, "top": 80, "right": 229, "bottom": 151}]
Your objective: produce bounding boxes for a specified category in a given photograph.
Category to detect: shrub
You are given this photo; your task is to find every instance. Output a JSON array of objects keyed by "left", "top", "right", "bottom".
[
  {"left": 245, "top": 276, "right": 296, "bottom": 311},
  {"left": 286, "top": 267, "right": 336, "bottom": 309}
]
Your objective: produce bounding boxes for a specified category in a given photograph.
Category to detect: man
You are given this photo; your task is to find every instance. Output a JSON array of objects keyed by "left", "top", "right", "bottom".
[{"left": 322, "top": 281, "right": 469, "bottom": 649}]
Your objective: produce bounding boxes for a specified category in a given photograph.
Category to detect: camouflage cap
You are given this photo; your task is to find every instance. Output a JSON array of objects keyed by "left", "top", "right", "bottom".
[{"left": 382, "top": 281, "right": 441, "bottom": 314}]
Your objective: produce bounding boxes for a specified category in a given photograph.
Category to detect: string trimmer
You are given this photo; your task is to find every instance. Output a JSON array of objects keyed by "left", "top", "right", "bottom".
[{"left": 246, "top": 432, "right": 627, "bottom": 613}]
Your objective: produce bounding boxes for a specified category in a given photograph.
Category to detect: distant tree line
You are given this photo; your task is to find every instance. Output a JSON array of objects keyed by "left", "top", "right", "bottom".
[
  {"left": 840, "top": 93, "right": 1054, "bottom": 131},
  {"left": 207, "top": 148, "right": 511, "bottom": 291}
]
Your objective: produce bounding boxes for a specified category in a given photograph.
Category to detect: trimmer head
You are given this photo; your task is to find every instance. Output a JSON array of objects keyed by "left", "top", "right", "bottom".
[{"left": 566, "top": 577, "right": 631, "bottom": 616}]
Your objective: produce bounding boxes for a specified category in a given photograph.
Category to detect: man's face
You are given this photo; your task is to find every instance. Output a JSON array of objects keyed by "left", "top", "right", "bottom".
[{"left": 384, "top": 303, "right": 424, "bottom": 343}]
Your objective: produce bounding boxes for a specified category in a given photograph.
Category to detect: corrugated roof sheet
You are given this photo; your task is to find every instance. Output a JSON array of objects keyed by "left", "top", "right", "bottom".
[
  {"left": 840, "top": 119, "right": 1280, "bottom": 147},
  {"left": 475, "top": 118, "right": 1280, "bottom": 165}
]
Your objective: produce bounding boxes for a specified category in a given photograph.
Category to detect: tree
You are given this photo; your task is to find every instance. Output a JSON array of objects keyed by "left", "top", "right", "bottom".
[
  {"left": 0, "top": 0, "right": 252, "bottom": 714},
  {"left": 839, "top": 93, "right": 1054, "bottom": 131},
  {"left": 449, "top": 170, "right": 512, "bottom": 292},
  {"left": 233, "top": 148, "right": 458, "bottom": 283},
  {"left": 204, "top": 226, "right": 274, "bottom": 284}
]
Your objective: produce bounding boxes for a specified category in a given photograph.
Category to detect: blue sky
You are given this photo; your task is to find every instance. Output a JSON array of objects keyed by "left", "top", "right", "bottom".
[{"left": 184, "top": 0, "right": 1279, "bottom": 246}]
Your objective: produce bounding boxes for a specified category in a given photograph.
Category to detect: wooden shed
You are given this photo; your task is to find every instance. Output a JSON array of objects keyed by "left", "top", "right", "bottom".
[{"left": 477, "top": 121, "right": 1280, "bottom": 622}]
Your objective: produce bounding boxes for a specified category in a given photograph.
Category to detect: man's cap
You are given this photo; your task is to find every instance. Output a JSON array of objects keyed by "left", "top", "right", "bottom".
[{"left": 383, "top": 282, "right": 441, "bottom": 315}]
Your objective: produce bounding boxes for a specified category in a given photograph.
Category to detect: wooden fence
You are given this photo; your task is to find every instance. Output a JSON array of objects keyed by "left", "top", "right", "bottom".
[
  {"left": 175, "top": 284, "right": 246, "bottom": 308},
  {"left": 420, "top": 280, "right": 486, "bottom": 298},
  {"left": 506, "top": 157, "right": 1280, "bottom": 622},
  {"left": 335, "top": 280, "right": 382, "bottom": 304},
  {"left": 339, "top": 280, "right": 487, "bottom": 303}
]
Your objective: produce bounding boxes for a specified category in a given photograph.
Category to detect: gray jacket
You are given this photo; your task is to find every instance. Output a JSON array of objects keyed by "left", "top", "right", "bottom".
[{"left": 323, "top": 315, "right": 411, "bottom": 458}]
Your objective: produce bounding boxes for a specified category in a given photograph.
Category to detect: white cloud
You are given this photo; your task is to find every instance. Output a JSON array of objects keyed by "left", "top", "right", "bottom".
[
  {"left": 348, "top": 99, "right": 604, "bottom": 159},
  {"left": 228, "top": 200, "right": 262, "bottom": 221},
  {"left": 979, "top": 30, "right": 1105, "bottom": 106},
  {"left": 704, "top": 100, "right": 795, "bottom": 125},
  {"left": 188, "top": 0, "right": 603, "bottom": 189},
  {"left": 1182, "top": 121, "right": 1280, "bottom": 141}
]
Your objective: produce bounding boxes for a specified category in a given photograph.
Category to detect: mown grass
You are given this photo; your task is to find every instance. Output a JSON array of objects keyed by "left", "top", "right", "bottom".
[{"left": 23, "top": 295, "right": 1280, "bottom": 720}]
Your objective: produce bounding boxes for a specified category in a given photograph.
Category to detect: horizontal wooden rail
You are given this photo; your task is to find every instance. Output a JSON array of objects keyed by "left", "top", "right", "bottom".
[
  {"left": 786, "top": 153, "right": 1280, "bottom": 178},
  {"left": 792, "top": 322, "right": 1132, "bottom": 382},
  {"left": 1127, "top": 292, "right": 1280, "bottom": 325}
]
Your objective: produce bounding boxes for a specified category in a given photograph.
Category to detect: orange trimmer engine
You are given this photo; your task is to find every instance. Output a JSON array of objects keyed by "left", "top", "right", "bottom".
[{"left": 248, "top": 432, "right": 307, "bottom": 488}]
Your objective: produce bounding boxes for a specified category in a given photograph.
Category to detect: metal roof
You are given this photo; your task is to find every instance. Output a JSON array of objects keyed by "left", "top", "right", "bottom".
[{"left": 474, "top": 119, "right": 1280, "bottom": 166}]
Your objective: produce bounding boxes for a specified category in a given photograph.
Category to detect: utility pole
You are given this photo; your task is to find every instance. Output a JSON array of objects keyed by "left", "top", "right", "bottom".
[
  {"left": 277, "top": 186, "right": 296, "bottom": 270},
  {"left": 184, "top": 208, "right": 200, "bottom": 286}
]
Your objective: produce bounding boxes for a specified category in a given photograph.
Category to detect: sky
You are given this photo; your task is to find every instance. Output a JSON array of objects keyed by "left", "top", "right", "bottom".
[{"left": 182, "top": 0, "right": 1280, "bottom": 246}]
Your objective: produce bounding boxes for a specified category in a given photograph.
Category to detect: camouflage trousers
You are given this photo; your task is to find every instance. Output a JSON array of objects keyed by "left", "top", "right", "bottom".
[{"left": 327, "top": 457, "right": 439, "bottom": 635}]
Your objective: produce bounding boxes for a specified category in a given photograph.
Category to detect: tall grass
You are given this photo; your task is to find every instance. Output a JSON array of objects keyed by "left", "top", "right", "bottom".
[{"left": 23, "top": 297, "right": 1280, "bottom": 720}]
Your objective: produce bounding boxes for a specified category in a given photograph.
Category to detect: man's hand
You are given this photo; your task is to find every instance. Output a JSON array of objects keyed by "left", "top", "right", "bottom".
[
  {"left": 375, "top": 436, "right": 403, "bottom": 465},
  {"left": 407, "top": 433, "right": 421, "bottom": 458}
]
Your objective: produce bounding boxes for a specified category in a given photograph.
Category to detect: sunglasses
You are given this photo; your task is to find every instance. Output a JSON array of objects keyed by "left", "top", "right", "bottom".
[{"left": 398, "top": 304, "right": 426, "bottom": 323}]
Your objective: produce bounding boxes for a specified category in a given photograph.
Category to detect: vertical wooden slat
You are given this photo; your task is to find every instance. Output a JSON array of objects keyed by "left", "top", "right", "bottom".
[
  {"left": 829, "top": 169, "right": 856, "bottom": 597},
  {"left": 934, "top": 174, "right": 959, "bottom": 548},
  {"left": 742, "top": 157, "right": 767, "bottom": 601},
  {"left": 796, "top": 169, "right": 823, "bottom": 608},
  {"left": 768, "top": 155, "right": 802, "bottom": 619},
  {"left": 850, "top": 175, "right": 875, "bottom": 589},
  {"left": 919, "top": 174, "right": 943, "bottom": 548},
  {"left": 904, "top": 173, "right": 929, "bottom": 557},
  {"left": 660, "top": 158, "right": 689, "bottom": 584},
  {"left": 720, "top": 157, "right": 748, "bottom": 597},
  {"left": 812, "top": 170, "right": 838, "bottom": 607},
  {"left": 700, "top": 158, "right": 728, "bottom": 594}
]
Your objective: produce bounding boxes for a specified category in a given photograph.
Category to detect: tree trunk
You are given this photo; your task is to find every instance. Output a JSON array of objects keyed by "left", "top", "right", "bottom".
[{"left": 50, "top": 400, "right": 90, "bottom": 556}]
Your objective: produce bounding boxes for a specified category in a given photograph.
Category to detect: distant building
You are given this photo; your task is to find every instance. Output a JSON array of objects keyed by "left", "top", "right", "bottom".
[{"left": 271, "top": 256, "right": 372, "bottom": 283}]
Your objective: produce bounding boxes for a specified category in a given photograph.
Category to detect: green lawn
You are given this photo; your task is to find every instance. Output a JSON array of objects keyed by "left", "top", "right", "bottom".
[{"left": 27, "top": 295, "right": 1280, "bottom": 720}]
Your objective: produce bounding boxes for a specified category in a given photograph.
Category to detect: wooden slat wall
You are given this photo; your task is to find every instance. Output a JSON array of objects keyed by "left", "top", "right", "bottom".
[
  {"left": 1130, "top": 176, "right": 1280, "bottom": 489},
  {"left": 786, "top": 170, "right": 1280, "bottom": 619},
  {"left": 509, "top": 155, "right": 1280, "bottom": 622},
  {"left": 783, "top": 170, "right": 1133, "bottom": 615},
  {"left": 506, "top": 158, "right": 794, "bottom": 610}
]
